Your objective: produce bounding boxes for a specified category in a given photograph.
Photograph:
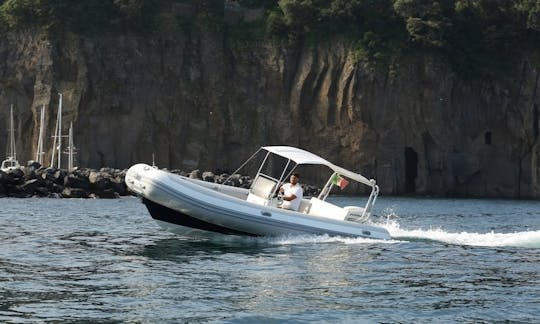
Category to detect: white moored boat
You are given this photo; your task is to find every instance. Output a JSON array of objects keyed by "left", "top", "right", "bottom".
[
  {"left": 125, "top": 146, "right": 391, "bottom": 240},
  {"left": 1, "top": 105, "right": 20, "bottom": 171}
]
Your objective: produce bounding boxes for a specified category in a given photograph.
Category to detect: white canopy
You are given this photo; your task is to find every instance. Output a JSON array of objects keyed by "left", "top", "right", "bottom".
[
  {"left": 262, "top": 146, "right": 375, "bottom": 187},
  {"left": 263, "top": 146, "right": 330, "bottom": 165}
]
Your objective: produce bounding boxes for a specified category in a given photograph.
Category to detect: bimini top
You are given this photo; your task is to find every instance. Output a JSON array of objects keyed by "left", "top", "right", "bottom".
[
  {"left": 263, "top": 146, "right": 330, "bottom": 165},
  {"left": 262, "top": 146, "right": 375, "bottom": 187}
]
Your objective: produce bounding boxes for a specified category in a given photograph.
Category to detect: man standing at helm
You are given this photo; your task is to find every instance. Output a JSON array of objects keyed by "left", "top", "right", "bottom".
[{"left": 279, "top": 173, "right": 303, "bottom": 211}]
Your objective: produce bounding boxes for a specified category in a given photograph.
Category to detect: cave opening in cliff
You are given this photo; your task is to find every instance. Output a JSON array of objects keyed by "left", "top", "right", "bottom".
[
  {"left": 484, "top": 131, "right": 492, "bottom": 145},
  {"left": 404, "top": 147, "right": 417, "bottom": 193}
]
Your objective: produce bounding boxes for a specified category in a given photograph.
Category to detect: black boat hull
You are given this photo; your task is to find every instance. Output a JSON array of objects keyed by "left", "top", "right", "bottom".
[{"left": 142, "top": 197, "right": 257, "bottom": 237}]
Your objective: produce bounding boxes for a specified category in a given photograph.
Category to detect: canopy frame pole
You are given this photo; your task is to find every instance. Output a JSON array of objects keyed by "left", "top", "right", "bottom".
[
  {"left": 221, "top": 147, "right": 262, "bottom": 188},
  {"left": 273, "top": 158, "right": 292, "bottom": 195},
  {"left": 361, "top": 184, "right": 379, "bottom": 220},
  {"left": 318, "top": 172, "right": 337, "bottom": 201}
]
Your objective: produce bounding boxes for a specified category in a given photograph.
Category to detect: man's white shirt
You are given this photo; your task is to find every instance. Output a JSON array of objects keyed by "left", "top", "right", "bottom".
[{"left": 281, "top": 183, "right": 303, "bottom": 211}]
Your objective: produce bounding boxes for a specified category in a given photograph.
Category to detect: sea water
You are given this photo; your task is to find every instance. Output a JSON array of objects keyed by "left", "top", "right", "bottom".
[{"left": 0, "top": 196, "right": 539, "bottom": 323}]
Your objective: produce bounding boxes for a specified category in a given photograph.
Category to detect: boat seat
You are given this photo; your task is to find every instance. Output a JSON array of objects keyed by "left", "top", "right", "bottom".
[
  {"left": 246, "top": 174, "right": 277, "bottom": 206},
  {"left": 298, "top": 199, "right": 311, "bottom": 213},
  {"left": 246, "top": 193, "right": 270, "bottom": 205},
  {"left": 307, "top": 197, "right": 349, "bottom": 221},
  {"left": 343, "top": 206, "right": 366, "bottom": 222}
]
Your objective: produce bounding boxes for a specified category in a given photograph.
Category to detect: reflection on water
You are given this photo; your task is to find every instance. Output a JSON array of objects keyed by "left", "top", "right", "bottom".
[{"left": 140, "top": 237, "right": 274, "bottom": 261}]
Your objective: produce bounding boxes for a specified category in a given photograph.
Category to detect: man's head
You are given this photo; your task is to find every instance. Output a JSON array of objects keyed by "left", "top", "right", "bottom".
[{"left": 290, "top": 173, "right": 300, "bottom": 184}]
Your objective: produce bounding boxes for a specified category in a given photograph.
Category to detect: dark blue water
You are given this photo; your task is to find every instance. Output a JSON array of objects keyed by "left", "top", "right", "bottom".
[{"left": 1, "top": 197, "right": 539, "bottom": 323}]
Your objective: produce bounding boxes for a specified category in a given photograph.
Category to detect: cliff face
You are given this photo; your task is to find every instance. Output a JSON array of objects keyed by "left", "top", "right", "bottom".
[{"left": 0, "top": 29, "right": 539, "bottom": 198}]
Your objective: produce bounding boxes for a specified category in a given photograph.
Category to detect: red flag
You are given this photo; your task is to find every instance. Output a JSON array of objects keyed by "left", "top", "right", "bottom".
[{"left": 338, "top": 177, "right": 349, "bottom": 190}]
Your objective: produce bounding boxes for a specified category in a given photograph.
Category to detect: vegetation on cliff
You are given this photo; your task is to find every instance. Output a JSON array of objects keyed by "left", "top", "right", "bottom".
[
  {"left": 1, "top": 0, "right": 539, "bottom": 75},
  {"left": 265, "top": 0, "right": 540, "bottom": 75},
  {"left": 0, "top": 0, "right": 222, "bottom": 35}
]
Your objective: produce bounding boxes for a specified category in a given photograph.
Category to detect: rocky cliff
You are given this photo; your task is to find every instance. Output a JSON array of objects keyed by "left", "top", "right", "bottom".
[{"left": 0, "top": 27, "right": 539, "bottom": 198}]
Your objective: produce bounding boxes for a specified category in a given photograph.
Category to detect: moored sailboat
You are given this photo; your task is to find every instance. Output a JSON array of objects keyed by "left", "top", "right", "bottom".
[{"left": 1, "top": 104, "right": 20, "bottom": 171}]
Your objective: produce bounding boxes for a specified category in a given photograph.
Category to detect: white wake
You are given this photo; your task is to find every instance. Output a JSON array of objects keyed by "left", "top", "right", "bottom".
[{"left": 383, "top": 220, "right": 540, "bottom": 248}]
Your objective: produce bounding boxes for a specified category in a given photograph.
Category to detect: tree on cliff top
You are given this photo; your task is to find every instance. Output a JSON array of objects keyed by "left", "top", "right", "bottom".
[
  {"left": 270, "top": 0, "right": 540, "bottom": 74},
  {"left": 0, "top": 0, "right": 164, "bottom": 34},
  {"left": 0, "top": 0, "right": 539, "bottom": 74}
]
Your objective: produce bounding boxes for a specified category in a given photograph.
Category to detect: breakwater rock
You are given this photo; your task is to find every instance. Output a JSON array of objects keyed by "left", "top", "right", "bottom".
[
  {"left": 0, "top": 162, "right": 321, "bottom": 198},
  {"left": 0, "top": 161, "right": 128, "bottom": 198}
]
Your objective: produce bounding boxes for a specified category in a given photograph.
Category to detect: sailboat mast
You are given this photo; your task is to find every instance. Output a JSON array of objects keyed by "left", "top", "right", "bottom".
[
  {"left": 57, "top": 93, "right": 63, "bottom": 169},
  {"left": 8, "top": 104, "right": 16, "bottom": 161},
  {"left": 50, "top": 93, "right": 63, "bottom": 168},
  {"left": 50, "top": 108, "right": 58, "bottom": 167},
  {"left": 68, "top": 121, "right": 74, "bottom": 171},
  {"left": 36, "top": 105, "right": 45, "bottom": 164}
]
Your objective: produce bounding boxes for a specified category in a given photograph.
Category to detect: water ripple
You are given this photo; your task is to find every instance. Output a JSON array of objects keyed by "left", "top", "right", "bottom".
[{"left": 0, "top": 197, "right": 539, "bottom": 322}]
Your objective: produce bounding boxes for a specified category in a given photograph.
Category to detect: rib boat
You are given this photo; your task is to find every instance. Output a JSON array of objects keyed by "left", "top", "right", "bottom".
[{"left": 125, "top": 146, "right": 391, "bottom": 240}]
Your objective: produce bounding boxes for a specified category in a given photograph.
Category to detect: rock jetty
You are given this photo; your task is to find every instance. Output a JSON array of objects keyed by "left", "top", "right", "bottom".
[
  {"left": 0, "top": 162, "right": 321, "bottom": 198},
  {"left": 0, "top": 161, "right": 128, "bottom": 198}
]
